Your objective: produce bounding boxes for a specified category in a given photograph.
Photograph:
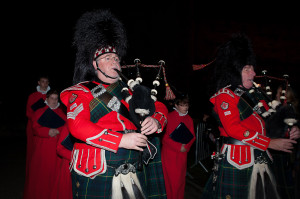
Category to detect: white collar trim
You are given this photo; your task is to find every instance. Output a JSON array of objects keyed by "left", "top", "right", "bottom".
[
  {"left": 44, "top": 100, "right": 60, "bottom": 110},
  {"left": 37, "top": 85, "right": 50, "bottom": 94},
  {"left": 173, "top": 107, "right": 188, "bottom": 116}
]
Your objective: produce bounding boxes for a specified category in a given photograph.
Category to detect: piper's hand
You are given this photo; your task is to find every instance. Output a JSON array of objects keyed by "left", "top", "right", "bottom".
[
  {"left": 268, "top": 138, "right": 297, "bottom": 153},
  {"left": 289, "top": 126, "right": 300, "bottom": 140},
  {"left": 119, "top": 133, "right": 148, "bottom": 151},
  {"left": 141, "top": 117, "right": 159, "bottom": 135}
]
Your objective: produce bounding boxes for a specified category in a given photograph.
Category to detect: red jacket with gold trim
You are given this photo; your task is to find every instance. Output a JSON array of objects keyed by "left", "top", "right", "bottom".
[
  {"left": 210, "top": 86, "right": 271, "bottom": 169},
  {"left": 60, "top": 81, "right": 168, "bottom": 178}
]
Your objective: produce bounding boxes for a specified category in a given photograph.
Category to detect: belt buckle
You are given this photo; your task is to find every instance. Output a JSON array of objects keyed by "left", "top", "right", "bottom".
[
  {"left": 115, "top": 163, "right": 136, "bottom": 176},
  {"left": 254, "top": 155, "right": 268, "bottom": 164}
]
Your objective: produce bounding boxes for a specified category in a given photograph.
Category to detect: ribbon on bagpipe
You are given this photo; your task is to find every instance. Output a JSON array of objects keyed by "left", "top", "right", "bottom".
[
  {"left": 253, "top": 70, "right": 297, "bottom": 138},
  {"left": 121, "top": 60, "right": 176, "bottom": 100},
  {"left": 192, "top": 59, "right": 215, "bottom": 71}
]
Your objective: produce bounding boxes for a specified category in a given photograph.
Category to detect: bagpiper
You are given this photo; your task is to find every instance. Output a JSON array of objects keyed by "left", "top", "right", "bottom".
[{"left": 60, "top": 9, "right": 168, "bottom": 199}]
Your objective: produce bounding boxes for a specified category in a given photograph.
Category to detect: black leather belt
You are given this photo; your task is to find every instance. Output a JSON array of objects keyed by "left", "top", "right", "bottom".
[
  {"left": 222, "top": 137, "right": 247, "bottom": 146},
  {"left": 222, "top": 137, "right": 272, "bottom": 164}
]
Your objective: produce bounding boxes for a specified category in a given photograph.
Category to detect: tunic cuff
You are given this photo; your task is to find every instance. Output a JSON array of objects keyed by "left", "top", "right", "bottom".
[
  {"left": 152, "top": 111, "right": 167, "bottom": 132},
  {"left": 242, "top": 132, "right": 270, "bottom": 151},
  {"left": 86, "top": 129, "right": 123, "bottom": 153}
]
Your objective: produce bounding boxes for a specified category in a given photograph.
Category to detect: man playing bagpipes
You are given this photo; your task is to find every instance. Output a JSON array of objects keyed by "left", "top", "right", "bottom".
[
  {"left": 200, "top": 33, "right": 300, "bottom": 199},
  {"left": 60, "top": 9, "right": 168, "bottom": 199},
  {"left": 256, "top": 73, "right": 300, "bottom": 199}
]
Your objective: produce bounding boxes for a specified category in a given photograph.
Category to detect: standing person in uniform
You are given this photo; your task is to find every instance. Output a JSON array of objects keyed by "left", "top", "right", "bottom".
[
  {"left": 200, "top": 33, "right": 299, "bottom": 199},
  {"left": 161, "top": 94, "right": 196, "bottom": 199},
  {"left": 24, "top": 75, "right": 50, "bottom": 195},
  {"left": 60, "top": 9, "right": 168, "bottom": 198},
  {"left": 24, "top": 89, "right": 68, "bottom": 199}
]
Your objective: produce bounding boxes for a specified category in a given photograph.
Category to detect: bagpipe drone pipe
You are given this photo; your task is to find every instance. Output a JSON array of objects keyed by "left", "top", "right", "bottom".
[
  {"left": 253, "top": 70, "right": 298, "bottom": 139},
  {"left": 115, "top": 59, "right": 175, "bottom": 170}
]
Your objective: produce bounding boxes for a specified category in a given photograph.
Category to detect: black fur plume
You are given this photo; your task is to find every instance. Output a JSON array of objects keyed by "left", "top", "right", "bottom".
[
  {"left": 212, "top": 33, "right": 256, "bottom": 94},
  {"left": 73, "top": 9, "right": 127, "bottom": 84}
]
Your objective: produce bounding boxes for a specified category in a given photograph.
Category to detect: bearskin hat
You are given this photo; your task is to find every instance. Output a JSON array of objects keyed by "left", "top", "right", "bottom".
[
  {"left": 213, "top": 33, "right": 256, "bottom": 93},
  {"left": 72, "top": 9, "right": 127, "bottom": 84}
]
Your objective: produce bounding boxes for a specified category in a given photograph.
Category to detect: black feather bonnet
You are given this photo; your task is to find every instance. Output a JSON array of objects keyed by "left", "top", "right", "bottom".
[
  {"left": 72, "top": 9, "right": 127, "bottom": 84},
  {"left": 213, "top": 33, "right": 256, "bottom": 92}
]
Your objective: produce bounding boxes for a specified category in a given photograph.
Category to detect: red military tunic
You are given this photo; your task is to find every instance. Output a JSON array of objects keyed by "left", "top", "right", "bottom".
[
  {"left": 161, "top": 109, "right": 196, "bottom": 199},
  {"left": 60, "top": 81, "right": 168, "bottom": 178},
  {"left": 210, "top": 87, "right": 271, "bottom": 169},
  {"left": 24, "top": 104, "right": 67, "bottom": 199}
]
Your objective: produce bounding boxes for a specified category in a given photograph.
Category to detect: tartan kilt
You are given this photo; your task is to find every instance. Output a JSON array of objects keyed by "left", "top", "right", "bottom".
[
  {"left": 71, "top": 136, "right": 166, "bottom": 198},
  {"left": 143, "top": 136, "right": 167, "bottom": 198},
  {"left": 269, "top": 152, "right": 295, "bottom": 199},
  {"left": 201, "top": 154, "right": 253, "bottom": 199}
]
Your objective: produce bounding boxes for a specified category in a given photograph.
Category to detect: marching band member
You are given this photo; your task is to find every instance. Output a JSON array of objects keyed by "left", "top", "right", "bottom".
[
  {"left": 201, "top": 33, "right": 298, "bottom": 199},
  {"left": 60, "top": 9, "right": 168, "bottom": 198}
]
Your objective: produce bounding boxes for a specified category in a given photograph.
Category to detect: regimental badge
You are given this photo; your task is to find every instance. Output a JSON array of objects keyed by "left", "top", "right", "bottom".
[
  {"left": 221, "top": 102, "right": 229, "bottom": 110},
  {"left": 69, "top": 93, "right": 78, "bottom": 104},
  {"left": 244, "top": 130, "right": 250, "bottom": 137},
  {"left": 224, "top": 111, "right": 231, "bottom": 116}
]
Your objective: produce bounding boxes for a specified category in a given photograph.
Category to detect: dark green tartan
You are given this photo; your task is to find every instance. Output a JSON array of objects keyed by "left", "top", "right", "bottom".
[
  {"left": 201, "top": 152, "right": 253, "bottom": 199},
  {"left": 142, "top": 136, "right": 166, "bottom": 198},
  {"left": 89, "top": 81, "right": 125, "bottom": 123},
  {"left": 270, "top": 152, "right": 295, "bottom": 199},
  {"left": 72, "top": 81, "right": 166, "bottom": 198},
  {"left": 71, "top": 136, "right": 166, "bottom": 198},
  {"left": 237, "top": 97, "right": 254, "bottom": 121}
]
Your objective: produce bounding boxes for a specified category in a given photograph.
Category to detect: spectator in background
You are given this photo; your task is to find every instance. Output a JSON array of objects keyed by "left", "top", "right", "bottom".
[
  {"left": 24, "top": 75, "right": 50, "bottom": 193},
  {"left": 23, "top": 89, "right": 68, "bottom": 199},
  {"left": 161, "top": 94, "right": 196, "bottom": 199}
]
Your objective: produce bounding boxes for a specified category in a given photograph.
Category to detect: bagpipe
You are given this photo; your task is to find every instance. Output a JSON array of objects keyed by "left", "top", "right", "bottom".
[
  {"left": 251, "top": 70, "right": 298, "bottom": 138},
  {"left": 114, "top": 59, "right": 175, "bottom": 170}
]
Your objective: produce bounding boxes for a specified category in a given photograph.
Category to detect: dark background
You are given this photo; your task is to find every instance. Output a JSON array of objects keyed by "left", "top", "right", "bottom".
[{"left": 1, "top": 2, "right": 300, "bottom": 136}]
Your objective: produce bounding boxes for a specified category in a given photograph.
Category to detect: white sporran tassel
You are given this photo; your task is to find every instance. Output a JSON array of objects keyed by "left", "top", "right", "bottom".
[
  {"left": 112, "top": 174, "right": 124, "bottom": 199},
  {"left": 248, "top": 163, "right": 279, "bottom": 199},
  {"left": 112, "top": 163, "right": 145, "bottom": 199}
]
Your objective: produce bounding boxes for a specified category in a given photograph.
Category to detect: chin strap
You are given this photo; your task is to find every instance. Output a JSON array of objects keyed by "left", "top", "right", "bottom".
[{"left": 96, "top": 62, "right": 118, "bottom": 79}]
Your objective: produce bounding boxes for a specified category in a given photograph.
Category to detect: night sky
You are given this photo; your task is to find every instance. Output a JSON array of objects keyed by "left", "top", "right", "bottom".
[{"left": 1, "top": 2, "right": 300, "bottom": 133}]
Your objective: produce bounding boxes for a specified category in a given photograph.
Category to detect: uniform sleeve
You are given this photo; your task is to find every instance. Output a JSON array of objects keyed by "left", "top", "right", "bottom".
[
  {"left": 214, "top": 92, "right": 270, "bottom": 151},
  {"left": 64, "top": 91, "right": 123, "bottom": 153},
  {"left": 152, "top": 101, "right": 168, "bottom": 133}
]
